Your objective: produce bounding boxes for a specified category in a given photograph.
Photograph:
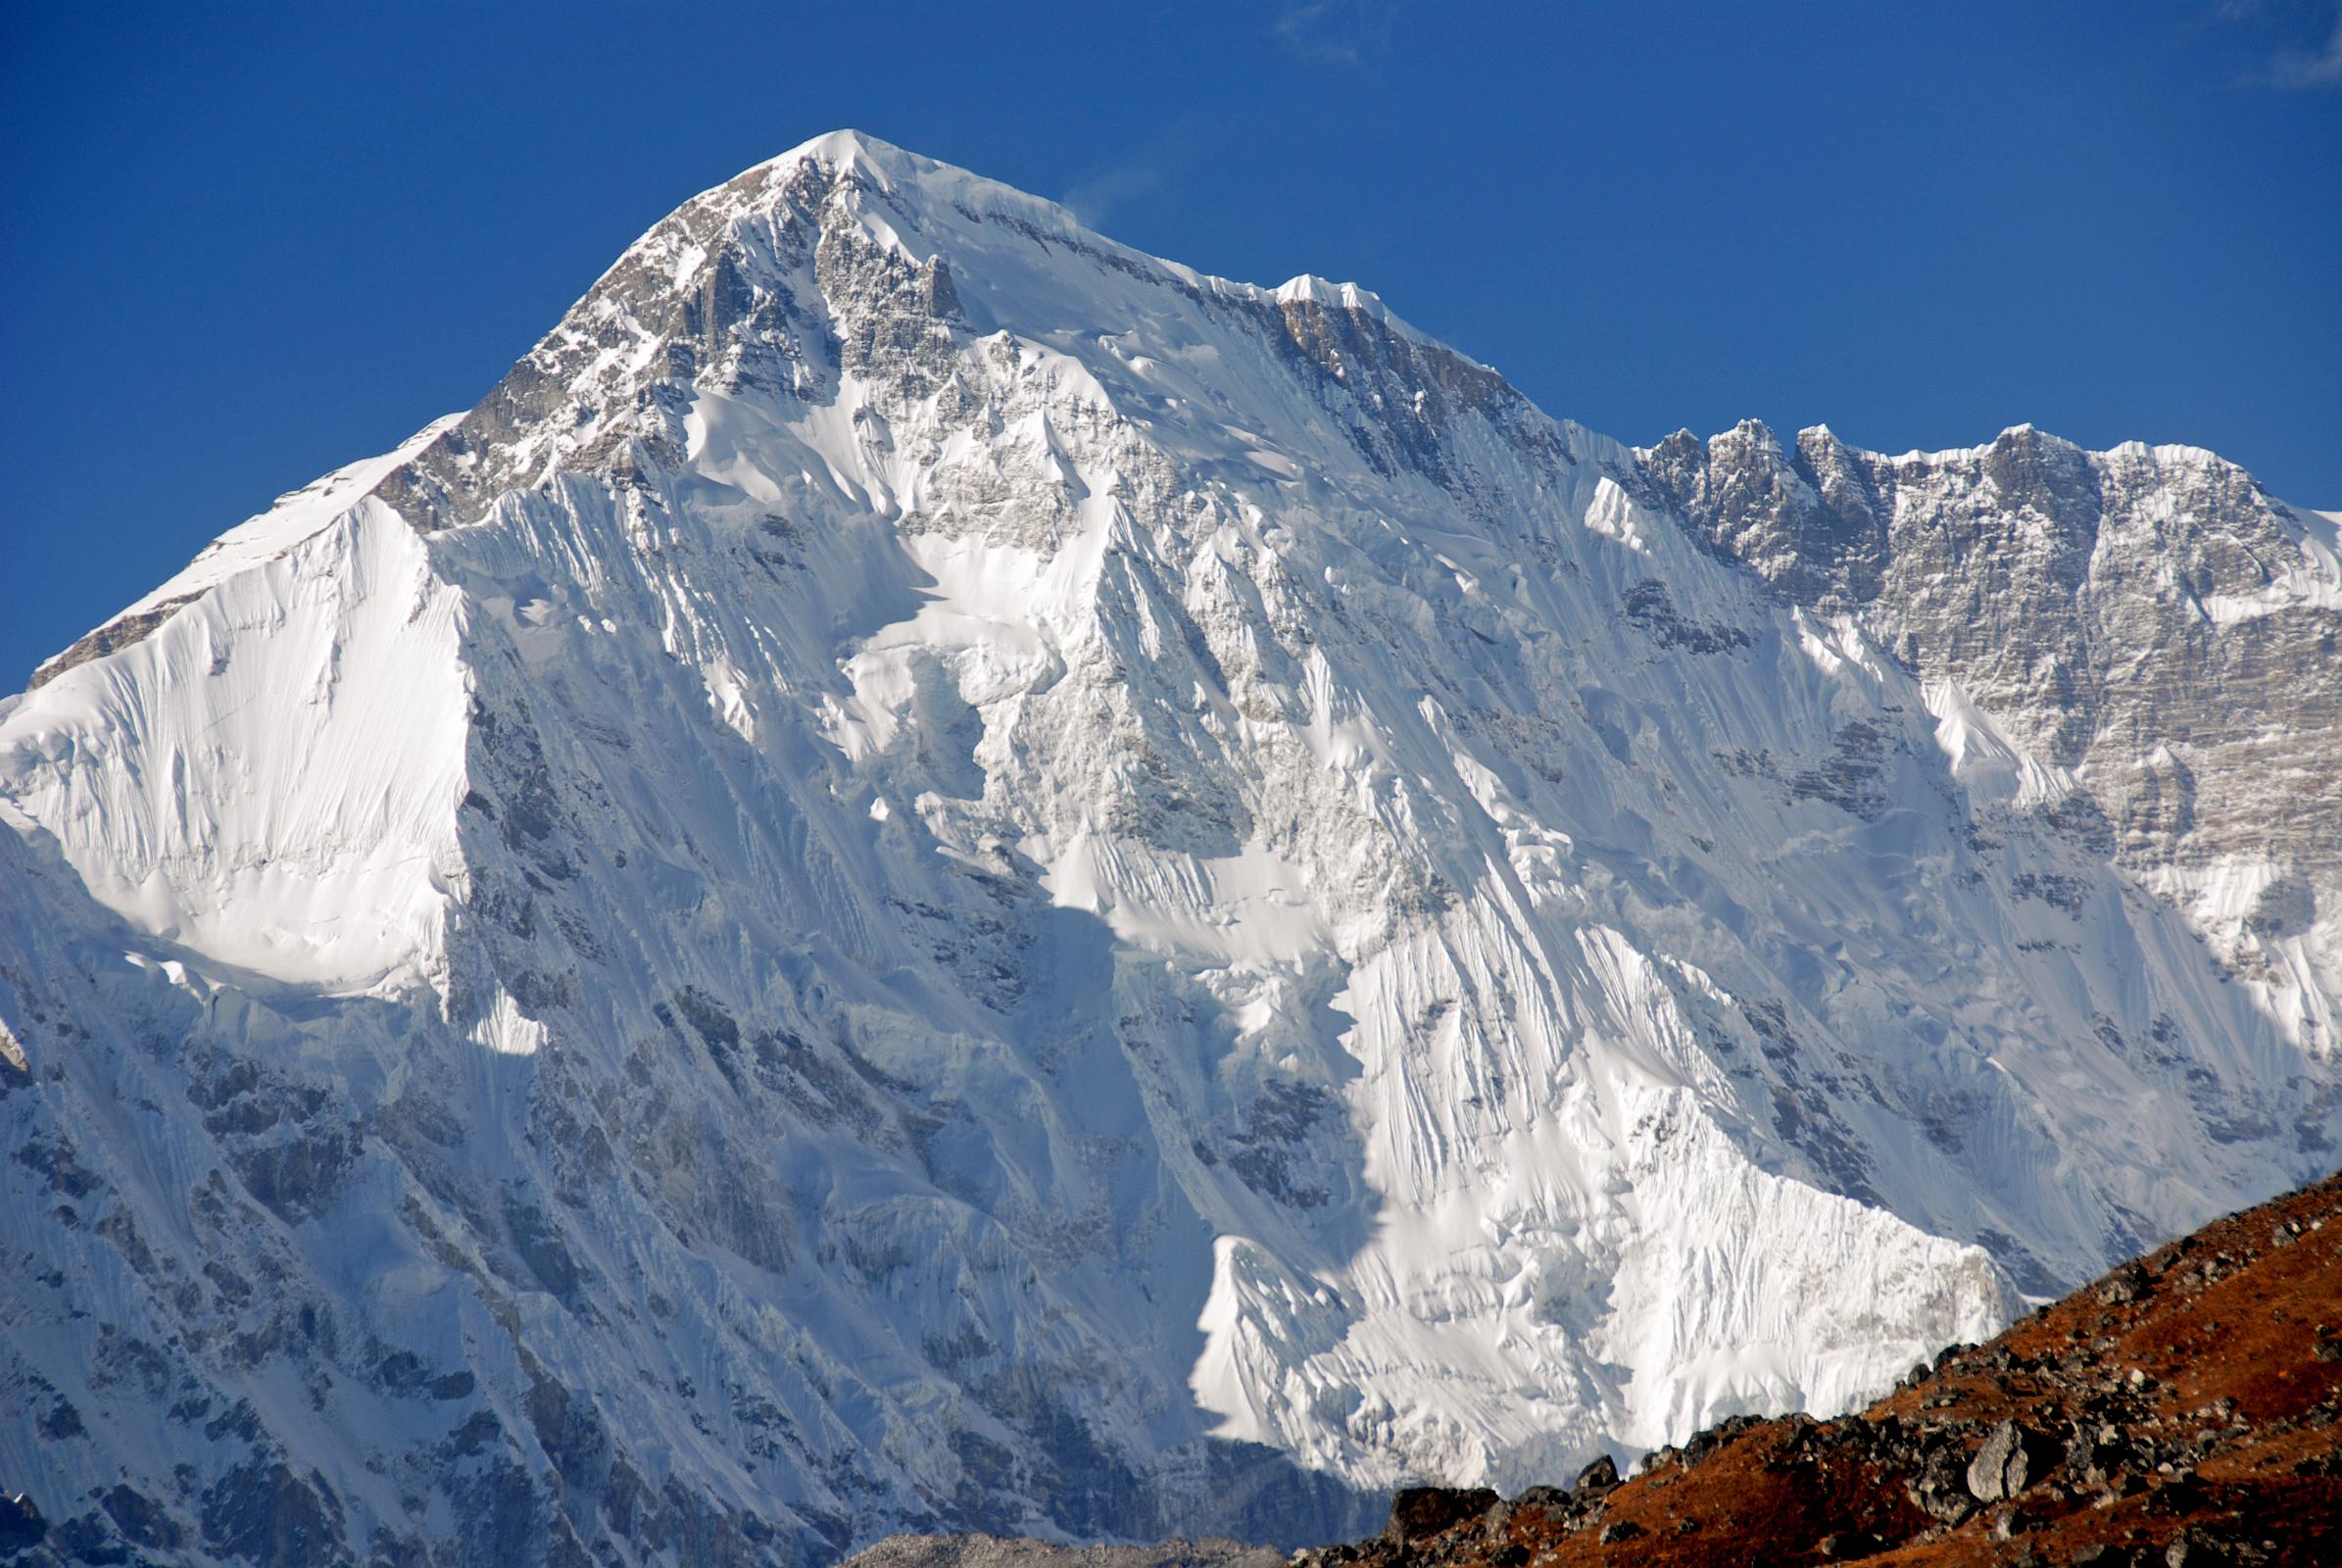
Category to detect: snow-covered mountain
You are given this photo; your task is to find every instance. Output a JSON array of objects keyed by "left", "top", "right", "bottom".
[{"left": 3, "top": 131, "right": 2335, "bottom": 1565}]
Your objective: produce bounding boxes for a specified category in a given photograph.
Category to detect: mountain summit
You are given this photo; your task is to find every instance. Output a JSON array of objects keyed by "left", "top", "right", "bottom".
[{"left": 3, "top": 131, "right": 2336, "bottom": 1562}]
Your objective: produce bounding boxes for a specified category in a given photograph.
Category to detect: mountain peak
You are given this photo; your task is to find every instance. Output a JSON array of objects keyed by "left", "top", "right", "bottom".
[
  {"left": 345, "top": 131, "right": 1585, "bottom": 543},
  {"left": 686, "top": 128, "right": 1116, "bottom": 278},
  {"left": 771, "top": 125, "right": 910, "bottom": 170},
  {"left": 5, "top": 137, "right": 2337, "bottom": 1565}
]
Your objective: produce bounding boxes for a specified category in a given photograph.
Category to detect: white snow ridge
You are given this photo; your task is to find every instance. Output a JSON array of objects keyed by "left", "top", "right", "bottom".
[{"left": 3, "top": 131, "right": 2337, "bottom": 1563}]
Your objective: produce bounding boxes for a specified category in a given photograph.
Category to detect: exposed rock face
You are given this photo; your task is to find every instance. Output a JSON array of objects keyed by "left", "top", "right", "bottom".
[
  {"left": 1638, "top": 419, "right": 2342, "bottom": 1049},
  {"left": 1, "top": 132, "right": 2337, "bottom": 1565}
]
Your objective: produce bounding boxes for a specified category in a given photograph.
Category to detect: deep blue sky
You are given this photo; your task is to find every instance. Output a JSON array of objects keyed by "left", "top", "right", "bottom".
[{"left": 6, "top": 1, "right": 2339, "bottom": 686}]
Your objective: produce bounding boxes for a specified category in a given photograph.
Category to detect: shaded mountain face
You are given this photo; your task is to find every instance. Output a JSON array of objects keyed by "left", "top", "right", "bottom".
[{"left": 0, "top": 131, "right": 2335, "bottom": 1564}]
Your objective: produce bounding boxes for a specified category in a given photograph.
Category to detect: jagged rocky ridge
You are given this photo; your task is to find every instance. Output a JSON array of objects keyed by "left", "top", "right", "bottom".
[
  {"left": 2, "top": 131, "right": 2338, "bottom": 1564},
  {"left": 1269, "top": 1166, "right": 2342, "bottom": 1566},
  {"left": 1637, "top": 420, "right": 2342, "bottom": 1043}
]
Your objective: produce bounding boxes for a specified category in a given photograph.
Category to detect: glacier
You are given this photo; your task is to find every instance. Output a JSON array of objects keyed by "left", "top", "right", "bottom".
[{"left": 2, "top": 130, "right": 2336, "bottom": 1564}]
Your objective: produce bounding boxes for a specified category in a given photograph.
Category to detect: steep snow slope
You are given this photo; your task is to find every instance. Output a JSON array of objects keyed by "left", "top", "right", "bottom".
[{"left": 2, "top": 132, "right": 2335, "bottom": 1564}]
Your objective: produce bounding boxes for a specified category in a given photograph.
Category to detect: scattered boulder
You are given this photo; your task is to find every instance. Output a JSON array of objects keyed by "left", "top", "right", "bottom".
[
  {"left": 1910, "top": 1443, "right": 1978, "bottom": 1524},
  {"left": 1967, "top": 1418, "right": 2042, "bottom": 1502},
  {"left": 1385, "top": 1488, "right": 1497, "bottom": 1544},
  {"left": 2098, "top": 1261, "right": 2149, "bottom": 1305}
]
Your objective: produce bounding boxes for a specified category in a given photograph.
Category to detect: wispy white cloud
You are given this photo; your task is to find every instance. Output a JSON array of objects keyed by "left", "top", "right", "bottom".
[
  {"left": 1273, "top": 0, "right": 1396, "bottom": 69},
  {"left": 2270, "top": 9, "right": 2342, "bottom": 85},
  {"left": 1059, "top": 164, "right": 1167, "bottom": 228},
  {"left": 2214, "top": 0, "right": 2342, "bottom": 88},
  {"left": 1056, "top": 122, "right": 1223, "bottom": 232}
]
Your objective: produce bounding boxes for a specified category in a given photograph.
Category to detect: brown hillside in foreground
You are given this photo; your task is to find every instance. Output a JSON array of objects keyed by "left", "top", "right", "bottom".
[{"left": 1305, "top": 1171, "right": 2342, "bottom": 1568}]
